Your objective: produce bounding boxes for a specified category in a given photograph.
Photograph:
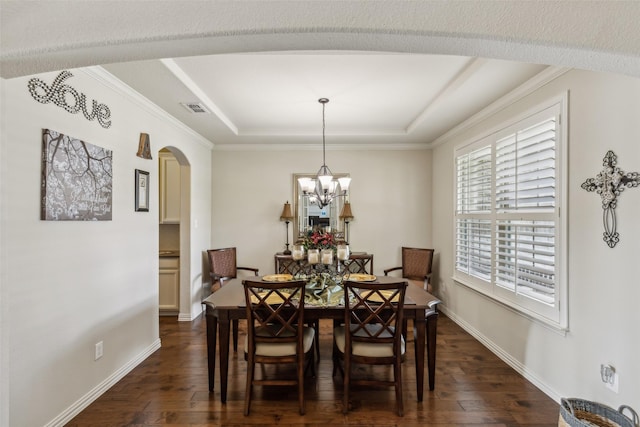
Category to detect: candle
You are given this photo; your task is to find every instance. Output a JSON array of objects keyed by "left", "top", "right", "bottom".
[
  {"left": 321, "top": 249, "right": 333, "bottom": 265},
  {"left": 337, "top": 244, "right": 349, "bottom": 261},
  {"left": 292, "top": 244, "right": 305, "bottom": 260},
  {"left": 308, "top": 249, "right": 319, "bottom": 264}
]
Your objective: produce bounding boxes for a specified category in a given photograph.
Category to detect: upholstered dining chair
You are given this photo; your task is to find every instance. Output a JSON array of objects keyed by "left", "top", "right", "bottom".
[
  {"left": 333, "top": 279, "right": 408, "bottom": 416},
  {"left": 207, "top": 247, "right": 259, "bottom": 351},
  {"left": 384, "top": 247, "right": 434, "bottom": 292},
  {"left": 242, "top": 278, "right": 315, "bottom": 416}
]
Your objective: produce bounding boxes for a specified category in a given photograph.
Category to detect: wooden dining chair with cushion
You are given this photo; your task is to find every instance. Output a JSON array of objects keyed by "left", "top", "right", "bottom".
[
  {"left": 333, "top": 279, "right": 408, "bottom": 416},
  {"left": 242, "top": 278, "right": 315, "bottom": 416},
  {"left": 207, "top": 247, "right": 259, "bottom": 351},
  {"left": 384, "top": 247, "right": 434, "bottom": 292}
]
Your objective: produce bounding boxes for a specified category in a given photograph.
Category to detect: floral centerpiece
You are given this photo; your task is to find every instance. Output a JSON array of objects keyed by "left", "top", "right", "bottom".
[
  {"left": 294, "top": 230, "right": 349, "bottom": 306},
  {"left": 301, "top": 229, "right": 337, "bottom": 251}
]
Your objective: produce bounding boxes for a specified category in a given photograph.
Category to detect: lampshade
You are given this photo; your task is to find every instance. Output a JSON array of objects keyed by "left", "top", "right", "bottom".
[
  {"left": 280, "top": 201, "right": 293, "bottom": 221},
  {"left": 339, "top": 201, "right": 354, "bottom": 221}
]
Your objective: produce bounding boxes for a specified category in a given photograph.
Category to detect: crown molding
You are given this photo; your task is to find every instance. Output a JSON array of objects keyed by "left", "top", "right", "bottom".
[
  {"left": 160, "top": 58, "right": 239, "bottom": 136},
  {"left": 212, "top": 143, "right": 430, "bottom": 151},
  {"left": 81, "top": 66, "right": 214, "bottom": 150},
  {"left": 429, "top": 66, "right": 571, "bottom": 148}
]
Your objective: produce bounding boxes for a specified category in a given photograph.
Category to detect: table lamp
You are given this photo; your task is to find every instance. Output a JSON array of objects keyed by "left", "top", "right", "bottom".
[
  {"left": 339, "top": 201, "right": 354, "bottom": 244},
  {"left": 280, "top": 201, "right": 294, "bottom": 254}
]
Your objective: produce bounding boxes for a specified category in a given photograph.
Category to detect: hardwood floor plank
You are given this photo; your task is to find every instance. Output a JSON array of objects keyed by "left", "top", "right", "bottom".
[{"left": 67, "top": 313, "right": 559, "bottom": 426}]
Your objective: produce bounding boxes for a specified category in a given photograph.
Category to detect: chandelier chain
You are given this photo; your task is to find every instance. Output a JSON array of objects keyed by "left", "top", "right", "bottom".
[{"left": 320, "top": 98, "right": 328, "bottom": 167}]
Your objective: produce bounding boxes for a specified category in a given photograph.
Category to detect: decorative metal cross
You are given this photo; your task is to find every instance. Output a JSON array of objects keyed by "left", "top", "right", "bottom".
[{"left": 581, "top": 151, "right": 640, "bottom": 248}]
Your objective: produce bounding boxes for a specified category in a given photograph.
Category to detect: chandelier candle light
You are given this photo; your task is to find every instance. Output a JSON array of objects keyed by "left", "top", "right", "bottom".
[{"left": 298, "top": 98, "right": 351, "bottom": 208}]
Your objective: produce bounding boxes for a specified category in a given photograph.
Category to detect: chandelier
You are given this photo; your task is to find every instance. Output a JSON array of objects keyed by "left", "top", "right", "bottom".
[{"left": 298, "top": 98, "right": 351, "bottom": 208}]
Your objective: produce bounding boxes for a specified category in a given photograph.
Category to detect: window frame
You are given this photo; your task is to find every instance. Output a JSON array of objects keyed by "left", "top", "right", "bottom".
[{"left": 452, "top": 94, "right": 568, "bottom": 330}]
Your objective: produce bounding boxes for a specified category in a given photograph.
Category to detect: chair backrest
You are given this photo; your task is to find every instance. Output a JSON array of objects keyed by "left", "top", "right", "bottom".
[
  {"left": 401, "top": 247, "right": 434, "bottom": 281},
  {"left": 207, "top": 247, "right": 238, "bottom": 281},
  {"left": 243, "top": 279, "right": 307, "bottom": 350},
  {"left": 343, "top": 279, "right": 407, "bottom": 357}
]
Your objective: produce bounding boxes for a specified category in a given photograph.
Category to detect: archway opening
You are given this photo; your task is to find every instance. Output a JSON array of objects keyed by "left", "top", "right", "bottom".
[{"left": 158, "top": 146, "right": 192, "bottom": 321}]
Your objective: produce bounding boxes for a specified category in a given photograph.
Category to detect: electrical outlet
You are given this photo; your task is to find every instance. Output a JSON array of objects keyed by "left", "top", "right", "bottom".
[
  {"left": 600, "top": 364, "right": 619, "bottom": 393},
  {"left": 95, "top": 341, "right": 104, "bottom": 361},
  {"left": 606, "top": 371, "right": 619, "bottom": 393}
]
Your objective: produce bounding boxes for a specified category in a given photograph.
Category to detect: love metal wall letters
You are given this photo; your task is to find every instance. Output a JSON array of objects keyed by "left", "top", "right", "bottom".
[
  {"left": 581, "top": 151, "right": 639, "bottom": 248},
  {"left": 28, "top": 70, "right": 112, "bottom": 129}
]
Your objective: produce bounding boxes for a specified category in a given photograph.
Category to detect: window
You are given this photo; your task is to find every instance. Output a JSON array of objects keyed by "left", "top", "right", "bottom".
[{"left": 454, "top": 97, "right": 567, "bottom": 329}]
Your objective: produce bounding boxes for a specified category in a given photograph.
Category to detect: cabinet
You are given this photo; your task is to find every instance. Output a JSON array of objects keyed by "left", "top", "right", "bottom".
[
  {"left": 159, "top": 256, "right": 179, "bottom": 314},
  {"left": 159, "top": 152, "right": 180, "bottom": 224}
]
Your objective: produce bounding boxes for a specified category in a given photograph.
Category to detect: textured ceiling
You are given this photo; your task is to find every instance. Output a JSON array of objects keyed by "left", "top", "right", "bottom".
[
  {"left": 1, "top": 1, "right": 639, "bottom": 79},
  {"left": 1, "top": 1, "right": 638, "bottom": 147}
]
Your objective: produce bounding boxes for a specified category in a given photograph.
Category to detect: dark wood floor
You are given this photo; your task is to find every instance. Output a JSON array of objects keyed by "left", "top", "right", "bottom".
[{"left": 67, "top": 313, "right": 559, "bottom": 426}]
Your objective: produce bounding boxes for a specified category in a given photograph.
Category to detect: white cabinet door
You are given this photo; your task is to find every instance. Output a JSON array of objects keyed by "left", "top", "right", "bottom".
[
  {"left": 159, "top": 268, "right": 179, "bottom": 312},
  {"left": 159, "top": 257, "right": 179, "bottom": 313},
  {"left": 159, "top": 152, "right": 180, "bottom": 224}
]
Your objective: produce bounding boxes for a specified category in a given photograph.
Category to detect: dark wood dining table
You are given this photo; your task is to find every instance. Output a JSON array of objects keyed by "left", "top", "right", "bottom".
[{"left": 203, "top": 276, "right": 441, "bottom": 403}]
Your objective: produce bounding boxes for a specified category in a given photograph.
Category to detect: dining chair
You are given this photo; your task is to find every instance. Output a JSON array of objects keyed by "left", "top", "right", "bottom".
[
  {"left": 242, "top": 278, "right": 315, "bottom": 416},
  {"left": 384, "top": 247, "right": 434, "bottom": 292},
  {"left": 207, "top": 247, "right": 259, "bottom": 351},
  {"left": 333, "top": 279, "right": 408, "bottom": 416}
]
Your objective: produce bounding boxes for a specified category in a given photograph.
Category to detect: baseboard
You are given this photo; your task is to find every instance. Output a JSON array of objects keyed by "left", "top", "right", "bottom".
[
  {"left": 439, "top": 305, "right": 562, "bottom": 403},
  {"left": 178, "top": 311, "right": 194, "bottom": 322},
  {"left": 44, "top": 338, "right": 162, "bottom": 427}
]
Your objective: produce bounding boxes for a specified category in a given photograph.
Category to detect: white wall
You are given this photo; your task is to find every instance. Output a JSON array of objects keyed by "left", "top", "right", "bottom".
[
  {"left": 211, "top": 148, "right": 432, "bottom": 277},
  {"left": 0, "top": 68, "right": 212, "bottom": 426},
  {"left": 432, "top": 70, "right": 640, "bottom": 408}
]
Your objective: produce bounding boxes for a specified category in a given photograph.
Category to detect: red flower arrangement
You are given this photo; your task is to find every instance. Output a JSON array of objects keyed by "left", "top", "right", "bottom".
[{"left": 302, "top": 230, "right": 336, "bottom": 251}]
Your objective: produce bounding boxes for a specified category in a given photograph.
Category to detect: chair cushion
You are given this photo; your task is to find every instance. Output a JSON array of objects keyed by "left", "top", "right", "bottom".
[
  {"left": 334, "top": 325, "right": 405, "bottom": 357},
  {"left": 244, "top": 325, "right": 315, "bottom": 357}
]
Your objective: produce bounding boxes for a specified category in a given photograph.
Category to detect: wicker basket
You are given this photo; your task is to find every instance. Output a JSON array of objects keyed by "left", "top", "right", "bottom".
[{"left": 559, "top": 398, "right": 638, "bottom": 427}]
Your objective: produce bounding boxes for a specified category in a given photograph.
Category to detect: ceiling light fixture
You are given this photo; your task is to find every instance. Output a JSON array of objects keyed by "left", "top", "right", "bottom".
[{"left": 298, "top": 98, "right": 351, "bottom": 209}]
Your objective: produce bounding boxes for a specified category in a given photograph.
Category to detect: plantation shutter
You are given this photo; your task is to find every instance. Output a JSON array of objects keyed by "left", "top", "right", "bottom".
[
  {"left": 456, "top": 146, "right": 492, "bottom": 281},
  {"left": 495, "top": 220, "right": 556, "bottom": 304},
  {"left": 457, "top": 146, "right": 492, "bottom": 213},
  {"left": 495, "top": 118, "right": 556, "bottom": 211},
  {"left": 494, "top": 117, "right": 557, "bottom": 305},
  {"left": 454, "top": 98, "right": 565, "bottom": 326}
]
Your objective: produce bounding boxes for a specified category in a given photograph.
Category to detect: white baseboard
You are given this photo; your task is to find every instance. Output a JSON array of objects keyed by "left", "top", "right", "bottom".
[
  {"left": 439, "top": 305, "right": 562, "bottom": 403},
  {"left": 44, "top": 338, "right": 162, "bottom": 427},
  {"left": 178, "top": 311, "right": 195, "bottom": 322}
]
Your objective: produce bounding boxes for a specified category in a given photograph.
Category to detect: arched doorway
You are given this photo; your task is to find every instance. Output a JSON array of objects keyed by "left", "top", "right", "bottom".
[{"left": 158, "top": 146, "right": 192, "bottom": 321}]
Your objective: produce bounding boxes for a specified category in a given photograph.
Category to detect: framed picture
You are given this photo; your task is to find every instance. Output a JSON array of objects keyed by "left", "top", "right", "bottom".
[
  {"left": 135, "top": 169, "right": 149, "bottom": 212},
  {"left": 41, "top": 129, "right": 113, "bottom": 221}
]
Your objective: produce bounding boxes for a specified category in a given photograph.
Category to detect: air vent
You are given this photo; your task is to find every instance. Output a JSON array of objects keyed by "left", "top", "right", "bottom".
[{"left": 180, "top": 102, "right": 210, "bottom": 114}]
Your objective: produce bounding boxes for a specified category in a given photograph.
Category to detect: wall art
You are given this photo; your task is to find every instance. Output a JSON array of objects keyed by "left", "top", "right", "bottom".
[
  {"left": 581, "top": 150, "right": 639, "bottom": 248},
  {"left": 28, "top": 70, "right": 112, "bottom": 128},
  {"left": 136, "top": 133, "right": 152, "bottom": 159},
  {"left": 135, "top": 169, "right": 150, "bottom": 212},
  {"left": 41, "top": 129, "right": 113, "bottom": 221}
]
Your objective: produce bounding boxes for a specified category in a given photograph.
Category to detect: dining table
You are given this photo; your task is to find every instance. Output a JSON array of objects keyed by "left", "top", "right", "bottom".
[{"left": 203, "top": 275, "right": 441, "bottom": 403}]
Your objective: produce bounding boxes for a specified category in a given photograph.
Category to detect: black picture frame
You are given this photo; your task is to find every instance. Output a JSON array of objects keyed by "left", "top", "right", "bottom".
[{"left": 135, "top": 169, "right": 149, "bottom": 212}]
